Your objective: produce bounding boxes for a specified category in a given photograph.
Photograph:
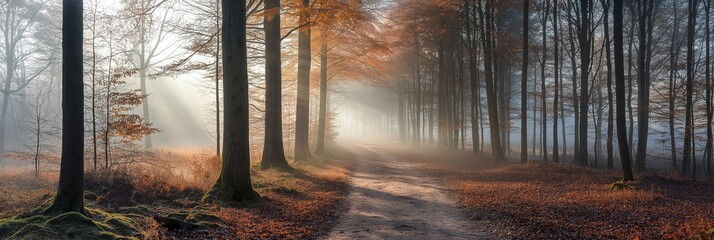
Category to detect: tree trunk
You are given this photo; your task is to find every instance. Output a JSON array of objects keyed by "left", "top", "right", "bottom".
[
  {"left": 635, "top": 0, "right": 654, "bottom": 173},
  {"left": 521, "top": 0, "right": 529, "bottom": 163},
  {"left": 316, "top": 43, "right": 328, "bottom": 154},
  {"left": 614, "top": 0, "right": 634, "bottom": 181},
  {"left": 628, "top": 5, "right": 635, "bottom": 158},
  {"left": 140, "top": 13, "right": 152, "bottom": 148},
  {"left": 45, "top": 0, "right": 86, "bottom": 215},
  {"left": 105, "top": 34, "right": 114, "bottom": 169},
  {"left": 683, "top": 0, "right": 699, "bottom": 177},
  {"left": 533, "top": 65, "right": 538, "bottom": 156},
  {"left": 541, "top": 0, "right": 549, "bottom": 162},
  {"left": 465, "top": 0, "right": 481, "bottom": 153},
  {"left": 670, "top": 0, "right": 679, "bottom": 169},
  {"left": 567, "top": 8, "right": 580, "bottom": 163},
  {"left": 552, "top": 0, "right": 560, "bottom": 163},
  {"left": 91, "top": 10, "right": 98, "bottom": 170},
  {"left": 215, "top": 0, "right": 221, "bottom": 158},
  {"left": 578, "top": 0, "right": 592, "bottom": 167},
  {"left": 399, "top": 82, "right": 406, "bottom": 143},
  {"left": 706, "top": 0, "right": 712, "bottom": 176},
  {"left": 415, "top": 50, "right": 422, "bottom": 146},
  {"left": 204, "top": 0, "right": 259, "bottom": 202},
  {"left": 261, "top": 0, "right": 290, "bottom": 169},
  {"left": 294, "top": 0, "right": 311, "bottom": 162},
  {"left": 602, "top": 0, "right": 614, "bottom": 169},
  {"left": 477, "top": 0, "right": 504, "bottom": 161}
]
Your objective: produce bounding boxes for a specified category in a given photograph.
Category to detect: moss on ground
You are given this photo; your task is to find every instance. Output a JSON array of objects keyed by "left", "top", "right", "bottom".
[
  {"left": 609, "top": 181, "right": 632, "bottom": 190},
  {"left": 117, "top": 204, "right": 153, "bottom": 215},
  {"left": 0, "top": 208, "right": 145, "bottom": 240}
]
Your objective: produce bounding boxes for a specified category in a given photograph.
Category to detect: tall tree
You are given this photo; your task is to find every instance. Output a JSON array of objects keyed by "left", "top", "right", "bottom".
[
  {"left": 316, "top": 42, "right": 328, "bottom": 154},
  {"left": 706, "top": 0, "right": 712, "bottom": 176},
  {"left": 204, "top": 0, "right": 259, "bottom": 202},
  {"left": 577, "top": 0, "right": 592, "bottom": 167},
  {"left": 122, "top": 0, "right": 176, "bottom": 148},
  {"left": 294, "top": 0, "right": 312, "bottom": 161},
  {"left": 614, "top": 0, "right": 634, "bottom": 181},
  {"left": 477, "top": 0, "right": 505, "bottom": 161},
  {"left": 521, "top": 0, "right": 529, "bottom": 164},
  {"left": 635, "top": 0, "right": 657, "bottom": 172},
  {"left": 464, "top": 0, "right": 481, "bottom": 154},
  {"left": 669, "top": 0, "right": 680, "bottom": 169},
  {"left": 552, "top": 0, "right": 560, "bottom": 163},
  {"left": 540, "top": 0, "right": 549, "bottom": 161},
  {"left": 44, "top": 0, "right": 86, "bottom": 215},
  {"left": 261, "top": 0, "right": 291, "bottom": 169},
  {"left": 602, "top": 0, "right": 614, "bottom": 169},
  {"left": 683, "top": 0, "right": 698, "bottom": 177}
]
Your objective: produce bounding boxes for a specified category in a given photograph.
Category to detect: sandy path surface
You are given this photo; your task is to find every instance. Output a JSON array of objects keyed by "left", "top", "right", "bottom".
[{"left": 324, "top": 145, "right": 490, "bottom": 240}]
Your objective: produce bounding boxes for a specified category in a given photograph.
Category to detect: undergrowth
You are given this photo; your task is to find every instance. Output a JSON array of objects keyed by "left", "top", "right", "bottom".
[{"left": 0, "top": 147, "right": 352, "bottom": 239}]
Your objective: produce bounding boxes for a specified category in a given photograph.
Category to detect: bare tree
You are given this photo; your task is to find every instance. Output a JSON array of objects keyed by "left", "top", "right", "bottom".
[
  {"left": 121, "top": 0, "right": 179, "bottom": 148},
  {"left": 521, "top": 0, "right": 529, "bottom": 164},
  {"left": 683, "top": 0, "right": 698, "bottom": 178},
  {"left": 0, "top": 0, "right": 49, "bottom": 152},
  {"left": 614, "top": 0, "right": 634, "bottom": 181}
]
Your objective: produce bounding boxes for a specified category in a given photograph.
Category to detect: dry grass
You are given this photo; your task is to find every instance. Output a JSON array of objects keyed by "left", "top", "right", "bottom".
[
  {"left": 0, "top": 170, "right": 56, "bottom": 219},
  {"left": 392, "top": 148, "right": 714, "bottom": 240},
  {"left": 0, "top": 146, "right": 353, "bottom": 239}
]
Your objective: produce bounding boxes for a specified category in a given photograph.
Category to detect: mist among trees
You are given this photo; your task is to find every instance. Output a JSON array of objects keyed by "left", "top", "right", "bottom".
[{"left": 0, "top": 0, "right": 712, "bottom": 239}]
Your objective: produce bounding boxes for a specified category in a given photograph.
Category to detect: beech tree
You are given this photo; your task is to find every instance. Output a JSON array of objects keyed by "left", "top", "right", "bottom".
[
  {"left": 44, "top": 0, "right": 85, "bottom": 215},
  {"left": 204, "top": 0, "right": 259, "bottom": 202},
  {"left": 294, "top": 0, "right": 312, "bottom": 161},
  {"left": 614, "top": 0, "right": 634, "bottom": 181},
  {"left": 521, "top": 0, "right": 529, "bottom": 164},
  {"left": 577, "top": 0, "right": 592, "bottom": 167},
  {"left": 683, "top": 0, "right": 698, "bottom": 178},
  {"left": 261, "top": 0, "right": 291, "bottom": 169},
  {"left": 635, "top": 0, "right": 659, "bottom": 172}
]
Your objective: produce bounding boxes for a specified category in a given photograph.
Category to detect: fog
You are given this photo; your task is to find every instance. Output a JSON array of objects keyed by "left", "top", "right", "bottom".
[{"left": 0, "top": 0, "right": 711, "bottom": 178}]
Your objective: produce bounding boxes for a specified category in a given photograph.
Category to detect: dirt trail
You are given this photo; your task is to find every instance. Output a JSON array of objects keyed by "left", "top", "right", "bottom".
[{"left": 325, "top": 145, "right": 490, "bottom": 240}]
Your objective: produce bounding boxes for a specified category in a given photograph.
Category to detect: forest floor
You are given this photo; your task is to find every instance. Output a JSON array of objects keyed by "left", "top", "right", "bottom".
[
  {"left": 324, "top": 145, "right": 490, "bottom": 239},
  {"left": 0, "top": 146, "right": 354, "bottom": 239},
  {"left": 384, "top": 146, "right": 714, "bottom": 239}
]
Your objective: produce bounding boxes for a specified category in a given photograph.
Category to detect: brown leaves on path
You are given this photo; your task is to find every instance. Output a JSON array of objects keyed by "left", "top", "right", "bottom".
[{"left": 389, "top": 148, "right": 714, "bottom": 240}]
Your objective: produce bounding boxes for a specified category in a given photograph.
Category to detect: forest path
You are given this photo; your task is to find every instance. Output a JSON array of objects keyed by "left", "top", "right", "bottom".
[{"left": 324, "top": 145, "right": 490, "bottom": 240}]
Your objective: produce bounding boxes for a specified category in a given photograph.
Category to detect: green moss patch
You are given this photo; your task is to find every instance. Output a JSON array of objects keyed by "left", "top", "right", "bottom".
[
  {"left": 0, "top": 208, "right": 145, "bottom": 240},
  {"left": 609, "top": 182, "right": 632, "bottom": 190}
]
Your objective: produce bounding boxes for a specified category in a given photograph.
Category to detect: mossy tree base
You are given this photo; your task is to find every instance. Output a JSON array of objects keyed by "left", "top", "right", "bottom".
[{"left": 42, "top": 203, "right": 88, "bottom": 217}]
